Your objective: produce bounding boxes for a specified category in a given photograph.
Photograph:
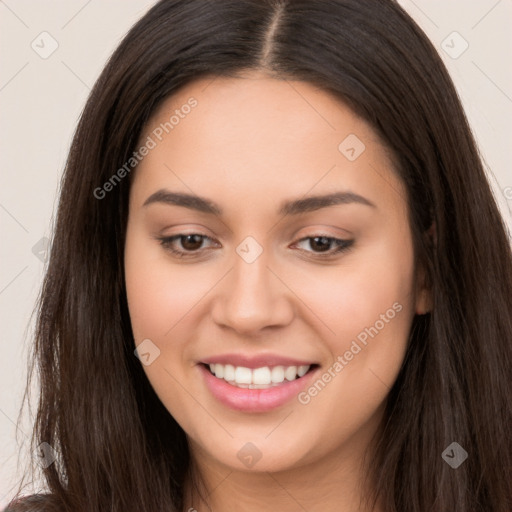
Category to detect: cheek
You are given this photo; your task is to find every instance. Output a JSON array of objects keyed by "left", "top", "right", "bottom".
[
  {"left": 288, "top": 245, "right": 415, "bottom": 455},
  {"left": 124, "top": 227, "right": 220, "bottom": 409},
  {"left": 299, "top": 238, "right": 415, "bottom": 341},
  {"left": 124, "top": 228, "right": 204, "bottom": 430},
  {"left": 293, "top": 233, "right": 416, "bottom": 407},
  {"left": 124, "top": 228, "right": 212, "bottom": 342}
]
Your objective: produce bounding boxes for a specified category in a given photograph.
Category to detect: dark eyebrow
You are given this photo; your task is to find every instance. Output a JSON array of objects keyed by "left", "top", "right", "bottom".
[
  {"left": 143, "top": 189, "right": 375, "bottom": 215},
  {"left": 143, "top": 190, "right": 221, "bottom": 215},
  {"left": 278, "top": 191, "right": 376, "bottom": 216}
]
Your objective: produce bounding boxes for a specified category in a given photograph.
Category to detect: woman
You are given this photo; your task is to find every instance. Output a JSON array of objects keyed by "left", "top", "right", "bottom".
[{"left": 6, "top": 0, "right": 512, "bottom": 511}]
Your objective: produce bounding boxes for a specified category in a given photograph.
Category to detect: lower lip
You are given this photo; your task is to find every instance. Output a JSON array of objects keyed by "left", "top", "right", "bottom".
[{"left": 199, "top": 364, "right": 318, "bottom": 412}]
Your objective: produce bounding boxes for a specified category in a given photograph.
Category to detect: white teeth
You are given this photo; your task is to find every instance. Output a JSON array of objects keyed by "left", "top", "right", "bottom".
[
  {"left": 223, "top": 364, "right": 235, "bottom": 381},
  {"left": 207, "top": 363, "right": 311, "bottom": 388},
  {"left": 271, "top": 366, "right": 285, "bottom": 383},
  {"left": 214, "top": 363, "right": 224, "bottom": 379},
  {"left": 284, "top": 366, "right": 297, "bottom": 381},
  {"left": 298, "top": 365, "right": 309, "bottom": 377},
  {"left": 234, "top": 366, "right": 252, "bottom": 384},
  {"left": 252, "top": 367, "right": 271, "bottom": 385}
]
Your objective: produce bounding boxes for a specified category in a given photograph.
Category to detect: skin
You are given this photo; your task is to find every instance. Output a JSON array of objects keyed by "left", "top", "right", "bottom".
[{"left": 124, "top": 71, "right": 431, "bottom": 512}]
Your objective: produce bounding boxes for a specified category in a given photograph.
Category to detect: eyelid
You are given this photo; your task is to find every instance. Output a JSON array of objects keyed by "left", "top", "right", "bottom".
[
  {"left": 157, "top": 223, "right": 216, "bottom": 237},
  {"left": 291, "top": 224, "right": 354, "bottom": 239}
]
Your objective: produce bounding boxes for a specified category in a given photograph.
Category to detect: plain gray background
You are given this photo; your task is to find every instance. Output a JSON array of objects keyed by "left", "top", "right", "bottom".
[{"left": 1, "top": 0, "right": 511, "bottom": 504}]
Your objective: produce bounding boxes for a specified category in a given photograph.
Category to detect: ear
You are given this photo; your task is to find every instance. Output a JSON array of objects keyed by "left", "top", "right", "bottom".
[{"left": 414, "top": 221, "right": 435, "bottom": 315}]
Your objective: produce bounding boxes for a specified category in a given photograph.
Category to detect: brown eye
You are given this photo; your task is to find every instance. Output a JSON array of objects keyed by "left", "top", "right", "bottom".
[
  {"left": 157, "top": 233, "right": 219, "bottom": 258},
  {"left": 180, "top": 234, "right": 205, "bottom": 251},
  {"left": 309, "top": 236, "right": 332, "bottom": 252},
  {"left": 294, "top": 236, "right": 354, "bottom": 257}
]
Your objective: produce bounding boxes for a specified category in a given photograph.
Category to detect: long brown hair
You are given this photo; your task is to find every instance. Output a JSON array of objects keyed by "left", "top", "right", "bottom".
[{"left": 7, "top": 0, "right": 512, "bottom": 510}]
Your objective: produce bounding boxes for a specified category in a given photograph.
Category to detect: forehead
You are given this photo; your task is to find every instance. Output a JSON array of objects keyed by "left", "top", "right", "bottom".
[{"left": 131, "top": 74, "right": 403, "bottom": 213}]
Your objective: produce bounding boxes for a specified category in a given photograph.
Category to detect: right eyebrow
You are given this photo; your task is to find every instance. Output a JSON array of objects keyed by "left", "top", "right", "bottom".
[{"left": 143, "top": 189, "right": 222, "bottom": 215}]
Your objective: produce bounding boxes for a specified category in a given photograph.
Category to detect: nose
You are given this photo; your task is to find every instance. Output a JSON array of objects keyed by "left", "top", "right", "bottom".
[{"left": 210, "top": 247, "right": 294, "bottom": 335}]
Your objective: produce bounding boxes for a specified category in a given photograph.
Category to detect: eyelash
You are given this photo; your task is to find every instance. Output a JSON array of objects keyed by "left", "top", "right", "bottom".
[{"left": 156, "top": 233, "right": 354, "bottom": 259}]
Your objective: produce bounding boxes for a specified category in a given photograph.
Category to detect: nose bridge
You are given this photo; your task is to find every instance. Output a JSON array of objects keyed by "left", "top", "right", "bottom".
[
  {"left": 233, "top": 253, "right": 267, "bottom": 295},
  {"left": 211, "top": 238, "right": 293, "bottom": 333}
]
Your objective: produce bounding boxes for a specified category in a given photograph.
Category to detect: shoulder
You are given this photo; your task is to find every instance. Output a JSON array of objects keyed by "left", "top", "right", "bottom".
[{"left": 3, "top": 494, "right": 54, "bottom": 512}]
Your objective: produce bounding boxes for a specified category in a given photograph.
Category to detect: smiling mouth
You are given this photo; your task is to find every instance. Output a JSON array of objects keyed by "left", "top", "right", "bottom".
[{"left": 202, "top": 362, "right": 319, "bottom": 389}]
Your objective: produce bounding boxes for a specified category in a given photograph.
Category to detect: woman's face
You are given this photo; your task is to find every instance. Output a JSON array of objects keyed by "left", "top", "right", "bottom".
[{"left": 124, "top": 72, "right": 429, "bottom": 475}]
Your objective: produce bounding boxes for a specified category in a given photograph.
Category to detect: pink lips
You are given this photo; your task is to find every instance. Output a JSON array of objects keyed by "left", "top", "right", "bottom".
[{"left": 198, "top": 353, "right": 318, "bottom": 413}]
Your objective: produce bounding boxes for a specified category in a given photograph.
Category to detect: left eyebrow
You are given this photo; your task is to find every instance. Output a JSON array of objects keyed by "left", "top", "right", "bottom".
[{"left": 278, "top": 191, "right": 376, "bottom": 216}]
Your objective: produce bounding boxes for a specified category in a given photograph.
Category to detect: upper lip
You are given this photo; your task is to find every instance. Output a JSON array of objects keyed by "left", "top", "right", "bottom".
[{"left": 200, "top": 353, "right": 317, "bottom": 369}]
